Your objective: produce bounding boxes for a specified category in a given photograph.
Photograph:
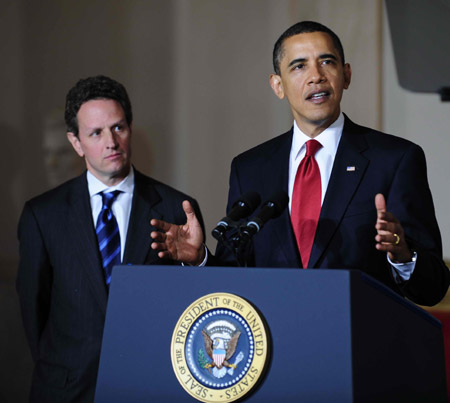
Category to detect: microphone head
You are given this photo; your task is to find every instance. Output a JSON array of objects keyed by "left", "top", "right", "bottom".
[
  {"left": 239, "top": 190, "right": 289, "bottom": 241},
  {"left": 264, "top": 189, "right": 289, "bottom": 218},
  {"left": 228, "top": 191, "right": 261, "bottom": 221},
  {"left": 212, "top": 191, "right": 261, "bottom": 241},
  {"left": 250, "top": 190, "right": 289, "bottom": 228}
]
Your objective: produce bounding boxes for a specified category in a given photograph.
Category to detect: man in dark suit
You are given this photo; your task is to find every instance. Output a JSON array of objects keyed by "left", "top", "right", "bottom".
[
  {"left": 152, "top": 21, "right": 449, "bottom": 307},
  {"left": 17, "top": 75, "right": 205, "bottom": 402}
]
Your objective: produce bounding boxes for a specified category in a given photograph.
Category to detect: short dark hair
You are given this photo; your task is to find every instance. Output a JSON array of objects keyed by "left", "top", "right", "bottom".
[
  {"left": 272, "top": 21, "right": 345, "bottom": 75},
  {"left": 64, "top": 75, "right": 133, "bottom": 135}
]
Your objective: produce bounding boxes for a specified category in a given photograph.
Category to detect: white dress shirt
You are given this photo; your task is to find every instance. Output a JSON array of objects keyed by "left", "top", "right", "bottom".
[
  {"left": 87, "top": 167, "right": 208, "bottom": 267},
  {"left": 288, "top": 113, "right": 415, "bottom": 281},
  {"left": 288, "top": 113, "right": 344, "bottom": 211},
  {"left": 87, "top": 167, "right": 135, "bottom": 261}
]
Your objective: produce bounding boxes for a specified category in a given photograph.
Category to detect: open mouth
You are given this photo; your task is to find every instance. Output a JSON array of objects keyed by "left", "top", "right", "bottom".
[{"left": 306, "top": 91, "right": 330, "bottom": 101}]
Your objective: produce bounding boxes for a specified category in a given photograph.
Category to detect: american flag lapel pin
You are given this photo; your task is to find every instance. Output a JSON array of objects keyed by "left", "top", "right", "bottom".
[{"left": 346, "top": 166, "right": 356, "bottom": 172}]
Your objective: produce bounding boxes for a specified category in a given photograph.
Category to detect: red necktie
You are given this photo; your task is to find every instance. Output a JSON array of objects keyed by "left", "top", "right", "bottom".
[{"left": 291, "top": 139, "right": 322, "bottom": 268}]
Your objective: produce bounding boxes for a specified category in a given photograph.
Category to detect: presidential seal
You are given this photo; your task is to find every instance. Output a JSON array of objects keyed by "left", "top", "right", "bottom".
[{"left": 171, "top": 293, "right": 268, "bottom": 402}]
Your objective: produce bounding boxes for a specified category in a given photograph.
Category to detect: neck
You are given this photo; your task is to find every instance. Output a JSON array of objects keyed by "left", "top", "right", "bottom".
[
  {"left": 89, "top": 166, "right": 130, "bottom": 187},
  {"left": 294, "top": 112, "right": 341, "bottom": 138}
]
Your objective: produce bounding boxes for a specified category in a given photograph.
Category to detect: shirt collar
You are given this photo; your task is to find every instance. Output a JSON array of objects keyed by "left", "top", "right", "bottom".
[
  {"left": 87, "top": 166, "right": 135, "bottom": 197},
  {"left": 291, "top": 112, "right": 344, "bottom": 160}
]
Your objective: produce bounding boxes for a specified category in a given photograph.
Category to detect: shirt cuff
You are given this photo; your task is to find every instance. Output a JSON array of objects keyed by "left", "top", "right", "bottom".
[
  {"left": 181, "top": 244, "right": 208, "bottom": 267},
  {"left": 388, "top": 251, "right": 417, "bottom": 283}
]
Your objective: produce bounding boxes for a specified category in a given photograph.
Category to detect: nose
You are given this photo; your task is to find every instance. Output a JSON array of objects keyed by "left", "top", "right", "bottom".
[
  {"left": 105, "top": 130, "right": 119, "bottom": 149},
  {"left": 308, "top": 63, "right": 326, "bottom": 84}
]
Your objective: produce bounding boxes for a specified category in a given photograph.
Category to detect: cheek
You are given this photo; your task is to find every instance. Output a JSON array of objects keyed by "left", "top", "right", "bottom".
[
  {"left": 283, "top": 84, "right": 301, "bottom": 101},
  {"left": 288, "top": 79, "right": 306, "bottom": 98},
  {"left": 332, "top": 75, "right": 347, "bottom": 91},
  {"left": 119, "top": 137, "right": 131, "bottom": 151},
  {"left": 84, "top": 146, "right": 103, "bottom": 162}
]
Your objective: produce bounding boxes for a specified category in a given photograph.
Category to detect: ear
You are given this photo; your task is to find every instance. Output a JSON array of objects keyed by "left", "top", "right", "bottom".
[
  {"left": 343, "top": 63, "right": 352, "bottom": 90},
  {"left": 67, "top": 132, "right": 84, "bottom": 157},
  {"left": 269, "top": 74, "right": 285, "bottom": 99}
]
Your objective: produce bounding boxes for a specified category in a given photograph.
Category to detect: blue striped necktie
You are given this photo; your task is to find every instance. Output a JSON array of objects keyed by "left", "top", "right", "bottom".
[{"left": 96, "top": 190, "right": 122, "bottom": 287}]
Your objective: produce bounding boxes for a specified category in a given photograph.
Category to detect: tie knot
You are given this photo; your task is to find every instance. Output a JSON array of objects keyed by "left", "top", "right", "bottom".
[
  {"left": 305, "top": 139, "right": 322, "bottom": 157},
  {"left": 101, "top": 190, "right": 121, "bottom": 209}
]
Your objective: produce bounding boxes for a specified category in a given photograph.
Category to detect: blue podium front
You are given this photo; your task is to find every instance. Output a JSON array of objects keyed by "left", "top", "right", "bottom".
[{"left": 95, "top": 266, "right": 446, "bottom": 402}]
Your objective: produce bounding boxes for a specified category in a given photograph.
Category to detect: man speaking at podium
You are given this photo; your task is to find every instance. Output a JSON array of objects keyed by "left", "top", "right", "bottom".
[
  {"left": 151, "top": 21, "right": 449, "bottom": 307},
  {"left": 17, "top": 75, "right": 205, "bottom": 402}
]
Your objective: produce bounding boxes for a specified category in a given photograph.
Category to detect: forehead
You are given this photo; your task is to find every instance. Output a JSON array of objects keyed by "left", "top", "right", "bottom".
[
  {"left": 77, "top": 99, "right": 125, "bottom": 126},
  {"left": 280, "top": 31, "right": 340, "bottom": 65}
]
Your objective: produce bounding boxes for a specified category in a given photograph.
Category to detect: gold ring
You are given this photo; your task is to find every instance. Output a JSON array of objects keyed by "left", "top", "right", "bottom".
[{"left": 393, "top": 233, "right": 400, "bottom": 245}]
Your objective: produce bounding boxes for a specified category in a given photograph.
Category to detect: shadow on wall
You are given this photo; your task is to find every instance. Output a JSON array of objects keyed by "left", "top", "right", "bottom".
[{"left": 42, "top": 109, "right": 85, "bottom": 189}]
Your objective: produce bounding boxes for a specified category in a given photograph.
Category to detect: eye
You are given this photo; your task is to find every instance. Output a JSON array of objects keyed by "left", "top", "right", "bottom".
[
  {"left": 91, "top": 130, "right": 101, "bottom": 137},
  {"left": 292, "top": 63, "right": 305, "bottom": 70},
  {"left": 321, "top": 59, "right": 335, "bottom": 66},
  {"left": 113, "top": 125, "right": 123, "bottom": 132}
]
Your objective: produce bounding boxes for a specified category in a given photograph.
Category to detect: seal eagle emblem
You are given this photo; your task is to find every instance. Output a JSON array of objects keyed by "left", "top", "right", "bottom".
[{"left": 201, "top": 320, "right": 241, "bottom": 378}]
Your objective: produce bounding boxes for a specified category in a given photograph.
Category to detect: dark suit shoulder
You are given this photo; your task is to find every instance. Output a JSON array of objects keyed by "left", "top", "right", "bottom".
[
  {"left": 24, "top": 174, "right": 86, "bottom": 212},
  {"left": 344, "top": 116, "right": 421, "bottom": 152}
]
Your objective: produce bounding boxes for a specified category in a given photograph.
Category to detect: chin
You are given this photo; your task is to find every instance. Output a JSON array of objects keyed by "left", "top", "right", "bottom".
[{"left": 309, "top": 110, "right": 339, "bottom": 125}]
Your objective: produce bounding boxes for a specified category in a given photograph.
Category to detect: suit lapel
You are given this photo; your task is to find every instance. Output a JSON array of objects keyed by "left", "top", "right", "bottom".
[
  {"left": 68, "top": 174, "right": 108, "bottom": 313},
  {"left": 262, "top": 130, "right": 300, "bottom": 266},
  {"left": 123, "top": 170, "right": 161, "bottom": 264},
  {"left": 66, "top": 171, "right": 161, "bottom": 314},
  {"left": 309, "top": 117, "right": 369, "bottom": 268}
]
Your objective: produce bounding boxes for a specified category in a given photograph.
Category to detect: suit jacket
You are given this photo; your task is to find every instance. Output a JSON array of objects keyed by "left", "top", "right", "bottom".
[
  {"left": 215, "top": 116, "right": 449, "bottom": 306},
  {"left": 17, "top": 169, "right": 204, "bottom": 402}
]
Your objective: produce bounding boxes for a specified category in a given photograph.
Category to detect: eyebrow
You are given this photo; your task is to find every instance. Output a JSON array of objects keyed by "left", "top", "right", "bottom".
[
  {"left": 287, "top": 58, "right": 306, "bottom": 68},
  {"left": 111, "top": 119, "right": 127, "bottom": 126},
  {"left": 287, "top": 53, "right": 338, "bottom": 68},
  {"left": 319, "top": 53, "right": 338, "bottom": 61},
  {"left": 85, "top": 119, "right": 127, "bottom": 132}
]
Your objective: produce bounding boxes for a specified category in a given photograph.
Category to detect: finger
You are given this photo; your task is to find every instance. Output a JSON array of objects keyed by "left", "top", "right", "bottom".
[
  {"left": 375, "top": 233, "right": 400, "bottom": 245},
  {"left": 382, "top": 211, "right": 399, "bottom": 224},
  {"left": 182, "top": 200, "right": 197, "bottom": 223},
  {"left": 375, "top": 242, "right": 396, "bottom": 253},
  {"left": 375, "top": 193, "right": 386, "bottom": 216},
  {"left": 150, "top": 218, "right": 171, "bottom": 232},
  {"left": 375, "top": 220, "right": 399, "bottom": 233},
  {"left": 150, "top": 231, "right": 166, "bottom": 242},
  {"left": 375, "top": 229, "right": 391, "bottom": 239},
  {"left": 157, "top": 250, "right": 174, "bottom": 259},
  {"left": 151, "top": 241, "right": 167, "bottom": 251}
]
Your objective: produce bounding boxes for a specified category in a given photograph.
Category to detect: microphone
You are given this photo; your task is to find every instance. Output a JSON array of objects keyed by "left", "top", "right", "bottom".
[
  {"left": 239, "top": 190, "right": 289, "bottom": 241},
  {"left": 212, "top": 191, "right": 261, "bottom": 241}
]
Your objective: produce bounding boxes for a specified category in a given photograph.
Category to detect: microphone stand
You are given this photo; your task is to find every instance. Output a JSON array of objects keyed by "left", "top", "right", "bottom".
[
  {"left": 213, "top": 222, "right": 252, "bottom": 267},
  {"left": 233, "top": 229, "right": 250, "bottom": 267}
]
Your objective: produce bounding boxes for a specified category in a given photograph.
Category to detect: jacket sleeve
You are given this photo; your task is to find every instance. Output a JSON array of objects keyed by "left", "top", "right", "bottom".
[
  {"left": 16, "top": 202, "right": 52, "bottom": 361},
  {"left": 387, "top": 143, "right": 449, "bottom": 306}
]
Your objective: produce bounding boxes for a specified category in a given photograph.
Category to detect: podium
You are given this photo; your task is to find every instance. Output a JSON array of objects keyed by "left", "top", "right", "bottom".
[{"left": 95, "top": 266, "right": 447, "bottom": 402}]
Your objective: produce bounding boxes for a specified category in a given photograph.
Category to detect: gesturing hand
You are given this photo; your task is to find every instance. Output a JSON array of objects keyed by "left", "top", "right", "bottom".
[
  {"left": 150, "top": 200, "right": 206, "bottom": 265},
  {"left": 374, "top": 193, "right": 413, "bottom": 263}
]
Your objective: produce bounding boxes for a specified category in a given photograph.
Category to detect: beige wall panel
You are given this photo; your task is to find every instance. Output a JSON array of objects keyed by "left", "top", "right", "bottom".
[{"left": 382, "top": 6, "right": 450, "bottom": 259}]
